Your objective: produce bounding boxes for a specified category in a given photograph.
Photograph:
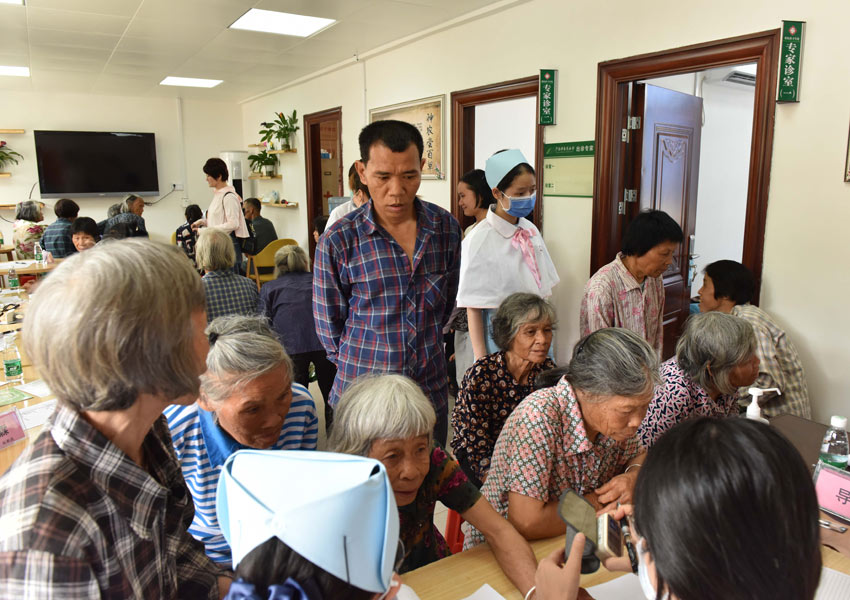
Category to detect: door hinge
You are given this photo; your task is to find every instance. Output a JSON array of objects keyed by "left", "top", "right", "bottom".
[
  {"left": 621, "top": 128, "right": 629, "bottom": 143},
  {"left": 618, "top": 201, "right": 626, "bottom": 215},
  {"left": 628, "top": 116, "right": 641, "bottom": 130},
  {"left": 624, "top": 189, "right": 637, "bottom": 203}
]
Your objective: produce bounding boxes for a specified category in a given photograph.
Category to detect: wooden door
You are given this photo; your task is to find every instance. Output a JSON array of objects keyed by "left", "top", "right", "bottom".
[
  {"left": 304, "top": 107, "right": 343, "bottom": 259},
  {"left": 630, "top": 83, "right": 701, "bottom": 358}
]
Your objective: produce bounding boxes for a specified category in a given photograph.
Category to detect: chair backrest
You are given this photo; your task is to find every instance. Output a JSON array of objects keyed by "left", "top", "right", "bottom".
[
  {"left": 170, "top": 231, "right": 177, "bottom": 245},
  {"left": 251, "top": 238, "right": 297, "bottom": 268}
]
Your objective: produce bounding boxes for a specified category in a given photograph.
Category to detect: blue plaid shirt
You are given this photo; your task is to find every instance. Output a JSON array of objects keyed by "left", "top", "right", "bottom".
[
  {"left": 313, "top": 198, "right": 461, "bottom": 413},
  {"left": 201, "top": 270, "right": 259, "bottom": 323},
  {"left": 41, "top": 218, "right": 77, "bottom": 258}
]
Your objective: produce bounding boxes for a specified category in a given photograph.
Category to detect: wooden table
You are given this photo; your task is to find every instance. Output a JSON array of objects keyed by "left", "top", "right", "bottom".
[
  {"left": 402, "top": 536, "right": 850, "bottom": 599},
  {"left": 0, "top": 259, "right": 61, "bottom": 278}
]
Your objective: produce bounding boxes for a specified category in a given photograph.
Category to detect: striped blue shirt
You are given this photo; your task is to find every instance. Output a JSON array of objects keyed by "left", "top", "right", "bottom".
[{"left": 164, "top": 383, "right": 318, "bottom": 566}]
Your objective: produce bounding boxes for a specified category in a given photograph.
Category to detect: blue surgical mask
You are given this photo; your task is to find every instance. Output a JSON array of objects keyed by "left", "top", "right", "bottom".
[
  {"left": 637, "top": 538, "right": 668, "bottom": 600},
  {"left": 499, "top": 192, "right": 536, "bottom": 218}
]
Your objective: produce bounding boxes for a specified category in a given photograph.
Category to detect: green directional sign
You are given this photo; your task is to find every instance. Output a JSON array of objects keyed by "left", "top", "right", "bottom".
[
  {"left": 539, "top": 69, "right": 557, "bottom": 125},
  {"left": 778, "top": 20, "right": 804, "bottom": 103}
]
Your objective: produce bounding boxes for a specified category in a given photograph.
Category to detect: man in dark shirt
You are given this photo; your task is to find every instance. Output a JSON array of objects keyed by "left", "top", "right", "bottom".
[
  {"left": 243, "top": 197, "right": 278, "bottom": 252},
  {"left": 41, "top": 198, "right": 79, "bottom": 258},
  {"left": 103, "top": 194, "right": 149, "bottom": 237}
]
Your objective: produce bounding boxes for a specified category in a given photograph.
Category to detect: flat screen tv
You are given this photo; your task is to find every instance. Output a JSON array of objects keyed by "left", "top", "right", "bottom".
[{"left": 34, "top": 130, "right": 159, "bottom": 198}]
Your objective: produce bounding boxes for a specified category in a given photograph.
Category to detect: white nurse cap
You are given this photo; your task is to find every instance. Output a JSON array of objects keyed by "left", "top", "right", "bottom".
[
  {"left": 485, "top": 148, "right": 529, "bottom": 189},
  {"left": 216, "top": 449, "right": 399, "bottom": 594}
]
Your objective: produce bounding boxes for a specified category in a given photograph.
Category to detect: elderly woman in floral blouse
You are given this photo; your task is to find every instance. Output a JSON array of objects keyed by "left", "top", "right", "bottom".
[
  {"left": 638, "top": 311, "right": 759, "bottom": 448},
  {"left": 451, "top": 292, "right": 556, "bottom": 487},
  {"left": 329, "top": 374, "right": 538, "bottom": 597},
  {"left": 13, "top": 200, "right": 45, "bottom": 259},
  {"left": 465, "top": 327, "right": 659, "bottom": 546}
]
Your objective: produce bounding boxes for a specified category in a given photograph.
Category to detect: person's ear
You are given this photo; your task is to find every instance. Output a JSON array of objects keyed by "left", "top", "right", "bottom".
[
  {"left": 355, "top": 160, "right": 368, "bottom": 185},
  {"left": 420, "top": 157, "right": 426, "bottom": 171},
  {"left": 197, "top": 392, "right": 214, "bottom": 413}
]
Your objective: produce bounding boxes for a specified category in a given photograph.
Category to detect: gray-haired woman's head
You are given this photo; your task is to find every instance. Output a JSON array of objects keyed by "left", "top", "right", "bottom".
[
  {"left": 565, "top": 328, "right": 661, "bottom": 400},
  {"left": 107, "top": 203, "right": 123, "bottom": 218},
  {"left": 676, "top": 312, "right": 757, "bottom": 395},
  {"left": 16, "top": 200, "right": 42, "bottom": 222},
  {"left": 196, "top": 227, "right": 235, "bottom": 272},
  {"left": 328, "top": 374, "right": 436, "bottom": 456},
  {"left": 274, "top": 245, "right": 309, "bottom": 279},
  {"left": 24, "top": 239, "right": 205, "bottom": 411},
  {"left": 200, "top": 315, "right": 292, "bottom": 407},
  {"left": 491, "top": 292, "right": 557, "bottom": 352}
]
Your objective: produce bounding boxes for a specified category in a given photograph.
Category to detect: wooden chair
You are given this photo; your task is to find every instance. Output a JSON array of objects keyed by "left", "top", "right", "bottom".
[{"left": 246, "top": 238, "right": 297, "bottom": 291}]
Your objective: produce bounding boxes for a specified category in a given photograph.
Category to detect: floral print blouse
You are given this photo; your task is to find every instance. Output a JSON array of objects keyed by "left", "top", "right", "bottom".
[
  {"left": 637, "top": 357, "right": 739, "bottom": 448},
  {"left": 398, "top": 445, "right": 480, "bottom": 573},
  {"left": 12, "top": 219, "right": 46, "bottom": 259},
  {"left": 450, "top": 351, "right": 556, "bottom": 487}
]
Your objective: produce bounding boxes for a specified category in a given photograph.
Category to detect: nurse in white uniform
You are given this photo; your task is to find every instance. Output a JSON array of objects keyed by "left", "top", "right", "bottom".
[{"left": 456, "top": 149, "right": 560, "bottom": 361}]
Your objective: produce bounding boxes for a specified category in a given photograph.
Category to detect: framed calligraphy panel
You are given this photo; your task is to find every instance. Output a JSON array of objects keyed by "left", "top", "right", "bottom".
[{"left": 369, "top": 95, "right": 445, "bottom": 179}]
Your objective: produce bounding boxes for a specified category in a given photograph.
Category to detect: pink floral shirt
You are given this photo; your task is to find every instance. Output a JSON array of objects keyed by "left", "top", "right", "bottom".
[
  {"left": 12, "top": 220, "right": 46, "bottom": 259},
  {"left": 580, "top": 252, "right": 664, "bottom": 356},
  {"left": 463, "top": 377, "right": 642, "bottom": 548}
]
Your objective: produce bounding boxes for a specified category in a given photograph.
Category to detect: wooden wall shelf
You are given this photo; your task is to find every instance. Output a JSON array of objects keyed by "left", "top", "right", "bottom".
[
  {"left": 0, "top": 174, "right": 11, "bottom": 178},
  {"left": 248, "top": 174, "right": 281, "bottom": 180},
  {"left": 265, "top": 202, "right": 298, "bottom": 209},
  {"left": 269, "top": 149, "right": 296, "bottom": 154},
  {"left": 0, "top": 129, "right": 24, "bottom": 134}
]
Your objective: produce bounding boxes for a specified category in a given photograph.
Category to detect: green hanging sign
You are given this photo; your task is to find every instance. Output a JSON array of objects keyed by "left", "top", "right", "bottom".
[
  {"left": 539, "top": 69, "right": 557, "bottom": 125},
  {"left": 777, "top": 20, "right": 805, "bottom": 103}
]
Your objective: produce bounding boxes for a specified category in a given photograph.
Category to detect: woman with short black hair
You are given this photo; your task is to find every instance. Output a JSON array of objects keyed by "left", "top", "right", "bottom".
[{"left": 194, "top": 158, "right": 249, "bottom": 273}]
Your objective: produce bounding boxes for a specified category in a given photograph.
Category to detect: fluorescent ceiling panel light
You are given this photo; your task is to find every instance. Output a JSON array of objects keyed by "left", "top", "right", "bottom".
[
  {"left": 0, "top": 66, "right": 29, "bottom": 77},
  {"left": 0, "top": 0, "right": 25, "bottom": 5},
  {"left": 160, "top": 76, "right": 222, "bottom": 88},
  {"left": 229, "top": 9, "right": 335, "bottom": 37}
]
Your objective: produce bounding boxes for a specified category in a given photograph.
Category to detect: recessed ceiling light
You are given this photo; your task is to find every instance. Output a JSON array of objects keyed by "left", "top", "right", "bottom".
[
  {"left": 0, "top": 0, "right": 26, "bottom": 6},
  {"left": 160, "top": 76, "right": 222, "bottom": 88},
  {"left": 0, "top": 66, "right": 29, "bottom": 77},
  {"left": 229, "top": 9, "right": 335, "bottom": 37}
]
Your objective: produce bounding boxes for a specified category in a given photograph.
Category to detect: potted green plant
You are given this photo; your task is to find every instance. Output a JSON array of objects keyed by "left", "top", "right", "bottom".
[
  {"left": 0, "top": 140, "right": 23, "bottom": 172},
  {"left": 259, "top": 110, "right": 300, "bottom": 151},
  {"left": 248, "top": 148, "right": 278, "bottom": 177}
]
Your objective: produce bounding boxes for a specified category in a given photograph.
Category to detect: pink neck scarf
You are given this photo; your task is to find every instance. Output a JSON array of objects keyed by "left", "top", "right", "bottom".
[{"left": 511, "top": 227, "right": 542, "bottom": 289}]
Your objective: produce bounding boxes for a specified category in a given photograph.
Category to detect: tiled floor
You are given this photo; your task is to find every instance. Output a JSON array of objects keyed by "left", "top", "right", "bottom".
[{"left": 309, "top": 380, "right": 454, "bottom": 537}]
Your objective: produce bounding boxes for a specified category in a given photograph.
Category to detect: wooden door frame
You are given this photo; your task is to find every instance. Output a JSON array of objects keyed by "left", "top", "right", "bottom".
[
  {"left": 304, "top": 106, "right": 343, "bottom": 257},
  {"left": 450, "top": 76, "right": 544, "bottom": 228},
  {"left": 591, "top": 29, "right": 781, "bottom": 304}
]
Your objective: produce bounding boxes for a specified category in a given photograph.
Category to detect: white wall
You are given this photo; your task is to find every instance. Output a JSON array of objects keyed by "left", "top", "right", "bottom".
[
  {"left": 241, "top": 0, "right": 850, "bottom": 424},
  {"left": 474, "top": 97, "right": 537, "bottom": 170},
  {"left": 0, "top": 92, "right": 242, "bottom": 243}
]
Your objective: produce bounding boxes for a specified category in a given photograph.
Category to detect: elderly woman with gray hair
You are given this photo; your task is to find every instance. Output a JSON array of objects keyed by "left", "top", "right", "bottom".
[
  {"left": 165, "top": 314, "right": 318, "bottom": 567},
  {"left": 0, "top": 240, "right": 224, "bottom": 597},
  {"left": 451, "top": 292, "right": 556, "bottom": 487},
  {"left": 12, "top": 200, "right": 45, "bottom": 258},
  {"left": 465, "top": 328, "right": 659, "bottom": 547},
  {"left": 197, "top": 227, "right": 259, "bottom": 323},
  {"left": 329, "top": 374, "right": 538, "bottom": 596},
  {"left": 259, "top": 244, "right": 337, "bottom": 428},
  {"left": 638, "top": 311, "right": 759, "bottom": 448}
]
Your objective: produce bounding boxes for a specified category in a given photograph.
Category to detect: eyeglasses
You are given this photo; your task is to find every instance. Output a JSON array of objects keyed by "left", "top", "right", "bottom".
[{"left": 1, "top": 303, "right": 19, "bottom": 314}]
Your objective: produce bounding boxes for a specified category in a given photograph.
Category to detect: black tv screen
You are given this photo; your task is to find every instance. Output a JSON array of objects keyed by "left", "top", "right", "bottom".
[{"left": 34, "top": 130, "right": 159, "bottom": 198}]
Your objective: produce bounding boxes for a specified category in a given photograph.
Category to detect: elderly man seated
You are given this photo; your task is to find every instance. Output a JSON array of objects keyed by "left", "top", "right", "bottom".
[
  {"left": 638, "top": 311, "right": 759, "bottom": 448},
  {"left": 698, "top": 259, "right": 811, "bottom": 418},
  {"left": 329, "top": 374, "right": 538, "bottom": 596},
  {"left": 165, "top": 315, "right": 318, "bottom": 568},
  {"left": 196, "top": 227, "right": 259, "bottom": 323},
  {"left": 465, "top": 328, "right": 658, "bottom": 548},
  {"left": 451, "top": 292, "right": 556, "bottom": 487},
  {"left": 0, "top": 240, "right": 223, "bottom": 597}
]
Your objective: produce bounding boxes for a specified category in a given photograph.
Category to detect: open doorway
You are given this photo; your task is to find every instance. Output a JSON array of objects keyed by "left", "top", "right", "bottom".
[
  {"left": 591, "top": 29, "right": 780, "bottom": 357},
  {"left": 304, "top": 107, "right": 343, "bottom": 258},
  {"left": 450, "top": 76, "right": 543, "bottom": 230}
]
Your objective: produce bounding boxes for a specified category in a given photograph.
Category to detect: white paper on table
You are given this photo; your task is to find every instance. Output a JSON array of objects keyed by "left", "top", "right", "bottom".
[
  {"left": 460, "top": 584, "right": 507, "bottom": 600},
  {"left": 585, "top": 573, "right": 643, "bottom": 599},
  {"left": 395, "top": 583, "right": 422, "bottom": 600},
  {"left": 816, "top": 566, "right": 850, "bottom": 600},
  {"left": 19, "top": 399, "right": 57, "bottom": 430},
  {"left": 0, "top": 260, "right": 36, "bottom": 270},
  {"left": 15, "top": 379, "right": 52, "bottom": 397}
]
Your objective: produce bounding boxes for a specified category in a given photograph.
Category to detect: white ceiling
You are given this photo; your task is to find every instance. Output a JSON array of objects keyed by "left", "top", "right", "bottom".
[{"left": 0, "top": 0, "right": 518, "bottom": 102}]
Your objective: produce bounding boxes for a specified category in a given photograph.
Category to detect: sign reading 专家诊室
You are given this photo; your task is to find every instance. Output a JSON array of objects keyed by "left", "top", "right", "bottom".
[{"left": 777, "top": 20, "right": 805, "bottom": 103}]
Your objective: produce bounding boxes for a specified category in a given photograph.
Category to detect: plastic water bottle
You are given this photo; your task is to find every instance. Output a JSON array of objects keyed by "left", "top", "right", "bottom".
[
  {"left": 820, "top": 416, "right": 850, "bottom": 469},
  {"left": 3, "top": 333, "right": 22, "bottom": 385},
  {"left": 8, "top": 267, "right": 19, "bottom": 289},
  {"left": 34, "top": 242, "right": 43, "bottom": 265}
]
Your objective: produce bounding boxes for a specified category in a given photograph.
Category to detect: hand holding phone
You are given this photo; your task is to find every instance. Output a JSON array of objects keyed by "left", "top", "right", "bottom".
[{"left": 557, "top": 490, "right": 624, "bottom": 573}]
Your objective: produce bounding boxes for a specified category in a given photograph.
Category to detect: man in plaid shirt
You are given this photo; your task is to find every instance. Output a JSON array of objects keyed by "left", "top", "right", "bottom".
[
  {"left": 41, "top": 197, "right": 80, "bottom": 258},
  {"left": 313, "top": 120, "right": 461, "bottom": 445},
  {"left": 698, "top": 259, "right": 811, "bottom": 418},
  {"left": 0, "top": 240, "right": 225, "bottom": 598}
]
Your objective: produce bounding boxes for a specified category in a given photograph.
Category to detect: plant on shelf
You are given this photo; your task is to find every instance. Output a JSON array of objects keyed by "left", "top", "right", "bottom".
[
  {"left": 0, "top": 141, "right": 23, "bottom": 171},
  {"left": 248, "top": 148, "right": 278, "bottom": 176},
  {"left": 259, "top": 110, "right": 300, "bottom": 151}
]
